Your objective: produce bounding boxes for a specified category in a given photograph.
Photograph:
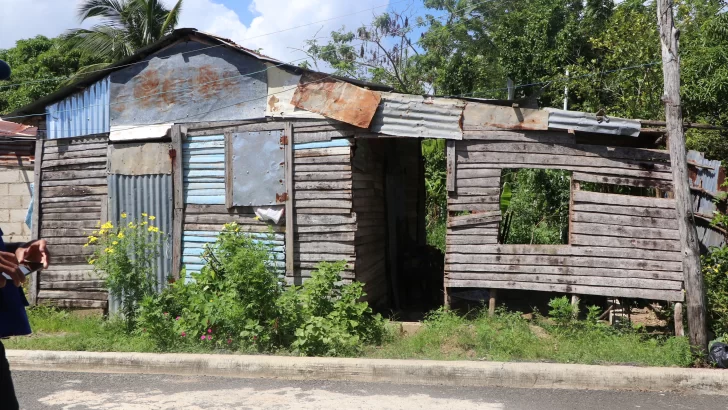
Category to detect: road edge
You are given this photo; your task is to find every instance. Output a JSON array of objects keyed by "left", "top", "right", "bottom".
[{"left": 7, "top": 349, "right": 728, "bottom": 395}]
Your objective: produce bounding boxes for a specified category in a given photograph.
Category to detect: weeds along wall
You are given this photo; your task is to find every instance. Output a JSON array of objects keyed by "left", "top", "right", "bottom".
[{"left": 445, "top": 129, "right": 684, "bottom": 302}]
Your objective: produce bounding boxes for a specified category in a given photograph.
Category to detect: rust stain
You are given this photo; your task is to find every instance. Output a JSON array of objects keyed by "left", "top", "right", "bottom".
[
  {"left": 197, "top": 66, "right": 221, "bottom": 99},
  {"left": 290, "top": 72, "right": 381, "bottom": 128},
  {"left": 462, "top": 104, "right": 549, "bottom": 131},
  {"left": 133, "top": 69, "right": 161, "bottom": 108},
  {"left": 268, "top": 95, "right": 280, "bottom": 112}
]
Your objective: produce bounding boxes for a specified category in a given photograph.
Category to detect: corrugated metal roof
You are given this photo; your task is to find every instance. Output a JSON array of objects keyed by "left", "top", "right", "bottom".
[
  {"left": 46, "top": 77, "right": 110, "bottom": 139},
  {"left": 687, "top": 150, "right": 726, "bottom": 251},
  {"left": 369, "top": 93, "right": 465, "bottom": 140},
  {"left": 545, "top": 108, "right": 641, "bottom": 137},
  {"left": 0, "top": 119, "right": 37, "bottom": 137},
  {"left": 107, "top": 173, "right": 174, "bottom": 312}
]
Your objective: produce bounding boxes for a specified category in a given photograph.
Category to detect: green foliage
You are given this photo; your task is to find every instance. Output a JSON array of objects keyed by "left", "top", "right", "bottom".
[
  {"left": 87, "top": 214, "right": 165, "bottom": 332},
  {"left": 702, "top": 246, "right": 728, "bottom": 338},
  {"left": 422, "top": 139, "right": 447, "bottom": 252},
  {"left": 548, "top": 296, "right": 577, "bottom": 327},
  {"left": 500, "top": 169, "right": 570, "bottom": 245},
  {"left": 65, "top": 0, "right": 184, "bottom": 62},
  {"left": 0, "top": 36, "right": 104, "bottom": 114},
  {"left": 136, "top": 223, "right": 387, "bottom": 356}
]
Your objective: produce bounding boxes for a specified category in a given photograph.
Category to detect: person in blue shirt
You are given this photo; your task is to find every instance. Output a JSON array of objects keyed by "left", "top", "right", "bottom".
[{"left": 0, "top": 236, "right": 50, "bottom": 410}]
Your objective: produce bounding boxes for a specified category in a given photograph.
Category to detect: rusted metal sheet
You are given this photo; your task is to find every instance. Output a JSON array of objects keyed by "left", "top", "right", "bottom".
[
  {"left": 108, "top": 141, "right": 173, "bottom": 175},
  {"left": 545, "top": 108, "right": 641, "bottom": 137},
  {"left": 687, "top": 150, "right": 726, "bottom": 250},
  {"left": 290, "top": 72, "right": 381, "bottom": 128},
  {"left": 462, "top": 103, "right": 548, "bottom": 131},
  {"left": 46, "top": 77, "right": 110, "bottom": 139},
  {"left": 109, "top": 41, "right": 267, "bottom": 128},
  {"left": 0, "top": 120, "right": 37, "bottom": 137},
  {"left": 265, "top": 65, "right": 324, "bottom": 119},
  {"left": 369, "top": 93, "right": 465, "bottom": 140}
]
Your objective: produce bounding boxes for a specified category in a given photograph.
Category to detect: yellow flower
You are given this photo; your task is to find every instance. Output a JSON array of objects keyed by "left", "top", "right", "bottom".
[
  {"left": 98, "top": 229, "right": 106, "bottom": 235},
  {"left": 149, "top": 215, "right": 156, "bottom": 221},
  {"left": 117, "top": 232, "right": 125, "bottom": 239},
  {"left": 128, "top": 222, "right": 136, "bottom": 228},
  {"left": 121, "top": 213, "right": 127, "bottom": 219},
  {"left": 254, "top": 216, "right": 261, "bottom": 221},
  {"left": 142, "top": 212, "right": 148, "bottom": 217},
  {"left": 112, "top": 241, "right": 118, "bottom": 246},
  {"left": 96, "top": 221, "right": 101, "bottom": 227},
  {"left": 101, "top": 221, "right": 113, "bottom": 230},
  {"left": 104, "top": 247, "right": 114, "bottom": 254},
  {"left": 88, "top": 236, "right": 98, "bottom": 243},
  {"left": 88, "top": 259, "right": 96, "bottom": 265},
  {"left": 141, "top": 221, "right": 148, "bottom": 226},
  {"left": 83, "top": 243, "right": 89, "bottom": 248}
]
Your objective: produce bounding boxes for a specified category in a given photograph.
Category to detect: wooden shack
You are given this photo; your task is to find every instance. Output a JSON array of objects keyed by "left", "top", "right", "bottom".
[{"left": 5, "top": 28, "right": 695, "bottom": 317}]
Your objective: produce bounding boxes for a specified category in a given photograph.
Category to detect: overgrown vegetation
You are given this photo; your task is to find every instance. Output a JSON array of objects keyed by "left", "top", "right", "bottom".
[
  {"left": 135, "top": 223, "right": 388, "bottom": 356},
  {"left": 6, "top": 297, "right": 694, "bottom": 367},
  {"left": 423, "top": 139, "right": 447, "bottom": 252},
  {"left": 702, "top": 247, "right": 728, "bottom": 340}
]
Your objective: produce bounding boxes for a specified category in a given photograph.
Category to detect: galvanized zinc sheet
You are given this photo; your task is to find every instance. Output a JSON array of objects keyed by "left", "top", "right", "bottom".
[
  {"left": 265, "top": 65, "right": 324, "bottom": 119},
  {"left": 109, "top": 41, "right": 267, "bottom": 127},
  {"left": 107, "top": 174, "right": 173, "bottom": 312},
  {"left": 46, "top": 77, "right": 110, "bottom": 139},
  {"left": 181, "top": 230, "right": 285, "bottom": 280},
  {"left": 231, "top": 130, "right": 285, "bottom": 206},
  {"left": 687, "top": 150, "right": 726, "bottom": 250},
  {"left": 183, "top": 134, "right": 225, "bottom": 205},
  {"left": 369, "top": 93, "right": 465, "bottom": 140},
  {"left": 545, "top": 108, "right": 641, "bottom": 137}
]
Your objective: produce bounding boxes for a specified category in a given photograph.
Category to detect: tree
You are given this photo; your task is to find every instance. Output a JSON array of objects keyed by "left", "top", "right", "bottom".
[
  {"left": 65, "top": 0, "right": 183, "bottom": 62},
  {"left": 0, "top": 36, "right": 105, "bottom": 114}
]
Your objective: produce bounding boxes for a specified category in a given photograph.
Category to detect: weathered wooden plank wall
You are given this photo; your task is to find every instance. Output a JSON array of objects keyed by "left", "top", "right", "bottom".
[
  {"left": 291, "top": 123, "right": 356, "bottom": 284},
  {"left": 37, "top": 135, "right": 109, "bottom": 309},
  {"left": 445, "top": 129, "right": 685, "bottom": 302}
]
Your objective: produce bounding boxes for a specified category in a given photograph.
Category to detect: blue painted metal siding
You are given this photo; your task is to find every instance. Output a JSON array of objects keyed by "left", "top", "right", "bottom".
[
  {"left": 46, "top": 77, "right": 110, "bottom": 139},
  {"left": 181, "top": 231, "right": 285, "bottom": 279},
  {"left": 107, "top": 174, "right": 173, "bottom": 313},
  {"left": 183, "top": 134, "right": 226, "bottom": 205},
  {"left": 294, "top": 139, "right": 352, "bottom": 150}
]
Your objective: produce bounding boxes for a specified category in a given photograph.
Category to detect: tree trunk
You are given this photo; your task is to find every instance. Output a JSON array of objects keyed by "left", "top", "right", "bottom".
[{"left": 656, "top": 0, "right": 708, "bottom": 355}]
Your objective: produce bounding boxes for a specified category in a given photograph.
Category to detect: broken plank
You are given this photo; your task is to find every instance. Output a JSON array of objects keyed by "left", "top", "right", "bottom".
[{"left": 447, "top": 212, "right": 501, "bottom": 228}]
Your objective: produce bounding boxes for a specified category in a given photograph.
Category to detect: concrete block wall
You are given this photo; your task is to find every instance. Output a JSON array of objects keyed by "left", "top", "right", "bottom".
[{"left": 0, "top": 167, "right": 33, "bottom": 243}]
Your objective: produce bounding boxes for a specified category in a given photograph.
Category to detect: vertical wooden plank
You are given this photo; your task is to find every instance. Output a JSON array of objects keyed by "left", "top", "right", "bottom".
[
  {"left": 284, "top": 122, "right": 295, "bottom": 277},
  {"left": 224, "top": 131, "right": 233, "bottom": 209},
  {"left": 446, "top": 140, "right": 456, "bottom": 192},
  {"left": 171, "top": 125, "right": 184, "bottom": 280},
  {"left": 488, "top": 289, "right": 497, "bottom": 317},
  {"left": 674, "top": 302, "right": 685, "bottom": 337},
  {"left": 569, "top": 177, "right": 579, "bottom": 245},
  {"left": 29, "top": 137, "right": 43, "bottom": 306},
  {"left": 571, "top": 294, "right": 580, "bottom": 318},
  {"left": 100, "top": 193, "right": 108, "bottom": 222},
  {"left": 657, "top": 0, "right": 707, "bottom": 354}
]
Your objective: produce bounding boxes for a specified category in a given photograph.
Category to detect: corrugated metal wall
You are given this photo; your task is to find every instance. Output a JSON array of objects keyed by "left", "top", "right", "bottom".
[
  {"left": 46, "top": 77, "right": 110, "bottom": 139},
  {"left": 183, "top": 134, "right": 225, "bottom": 205},
  {"left": 107, "top": 174, "right": 173, "bottom": 293},
  {"left": 687, "top": 150, "right": 726, "bottom": 251}
]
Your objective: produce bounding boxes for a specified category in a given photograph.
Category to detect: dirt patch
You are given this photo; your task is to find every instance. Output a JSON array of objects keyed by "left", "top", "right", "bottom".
[{"left": 528, "top": 324, "right": 552, "bottom": 341}]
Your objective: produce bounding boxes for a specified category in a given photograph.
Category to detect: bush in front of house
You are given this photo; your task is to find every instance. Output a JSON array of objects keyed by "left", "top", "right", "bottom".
[
  {"left": 136, "top": 223, "right": 388, "bottom": 356},
  {"left": 702, "top": 246, "right": 728, "bottom": 340}
]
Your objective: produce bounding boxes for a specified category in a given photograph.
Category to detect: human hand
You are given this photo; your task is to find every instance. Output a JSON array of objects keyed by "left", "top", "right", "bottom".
[
  {"left": 0, "top": 251, "right": 22, "bottom": 288},
  {"left": 16, "top": 239, "right": 50, "bottom": 270}
]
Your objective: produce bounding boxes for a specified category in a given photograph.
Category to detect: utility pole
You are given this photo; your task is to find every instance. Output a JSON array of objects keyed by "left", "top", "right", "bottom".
[
  {"left": 563, "top": 69, "right": 569, "bottom": 110},
  {"left": 657, "top": 0, "right": 707, "bottom": 355}
]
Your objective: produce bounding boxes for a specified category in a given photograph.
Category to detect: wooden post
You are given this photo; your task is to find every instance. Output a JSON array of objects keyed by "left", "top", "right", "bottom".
[
  {"left": 446, "top": 140, "right": 456, "bottom": 192},
  {"left": 674, "top": 302, "right": 685, "bottom": 337},
  {"left": 488, "top": 289, "right": 497, "bottom": 316},
  {"left": 284, "top": 122, "right": 295, "bottom": 278},
  {"left": 29, "top": 136, "right": 43, "bottom": 306},
  {"left": 657, "top": 0, "right": 708, "bottom": 354},
  {"left": 571, "top": 294, "right": 580, "bottom": 319},
  {"left": 171, "top": 125, "right": 184, "bottom": 280}
]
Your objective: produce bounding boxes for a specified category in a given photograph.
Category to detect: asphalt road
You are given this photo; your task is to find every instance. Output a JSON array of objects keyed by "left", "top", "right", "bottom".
[{"left": 10, "top": 370, "right": 728, "bottom": 410}]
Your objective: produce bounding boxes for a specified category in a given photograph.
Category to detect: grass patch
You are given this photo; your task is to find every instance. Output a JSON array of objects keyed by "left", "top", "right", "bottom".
[{"left": 6, "top": 305, "right": 694, "bottom": 368}]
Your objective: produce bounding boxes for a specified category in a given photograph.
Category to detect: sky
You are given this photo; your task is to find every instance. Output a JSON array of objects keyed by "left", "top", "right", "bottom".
[{"left": 0, "top": 0, "right": 432, "bottom": 65}]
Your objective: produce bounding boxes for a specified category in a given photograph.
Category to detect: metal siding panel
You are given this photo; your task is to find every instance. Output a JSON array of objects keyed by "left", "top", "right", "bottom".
[
  {"left": 183, "top": 134, "right": 226, "bottom": 205},
  {"left": 369, "top": 93, "right": 465, "bottom": 140},
  {"left": 231, "top": 130, "right": 285, "bottom": 206},
  {"left": 545, "top": 108, "right": 641, "bottom": 137},
  {"left": 46, "top": 77, "right": 111, "bottom": 139},
  {"left": 294, "top": 139, "right": 352, "bottom": 150},
  {"left": 107, "top": 174, "right": 173, "bottom": 313},
  {"left": 687, "top": 150, "right": 725, "bottom": 250},
  {"left": 109, "top": 41, "right": 267, "bottom": 127}
]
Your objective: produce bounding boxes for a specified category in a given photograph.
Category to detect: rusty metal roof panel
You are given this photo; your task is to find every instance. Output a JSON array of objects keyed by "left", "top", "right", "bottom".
[
  {"left": 369, "top": 93, "right": 465, "bottom": 140},
  {"left": 46, "top": 77, "right": 110, "bottom": 139},
  {"left": 687, "top": 150, "right": 726, "bottom": 251},
  {"left": 290, "top": 73, "right": 381, "bottom": 128},
  {"left": 0, "top": 120, "right": 37, "bottom": 137},
  {"left": 545, "top": 108, "right": 641, "bottom": 137},
  {"left": 462, "top": 103, "right": 548, "bottom": 131}
]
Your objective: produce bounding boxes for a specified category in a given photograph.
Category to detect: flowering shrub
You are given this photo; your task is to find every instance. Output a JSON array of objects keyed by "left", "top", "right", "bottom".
[
  {"left": 87, "top": 213, "right": 165, "bottom": 331},
  {"left": 137, "top": 223, "right": 387, "bottom": 355}
]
